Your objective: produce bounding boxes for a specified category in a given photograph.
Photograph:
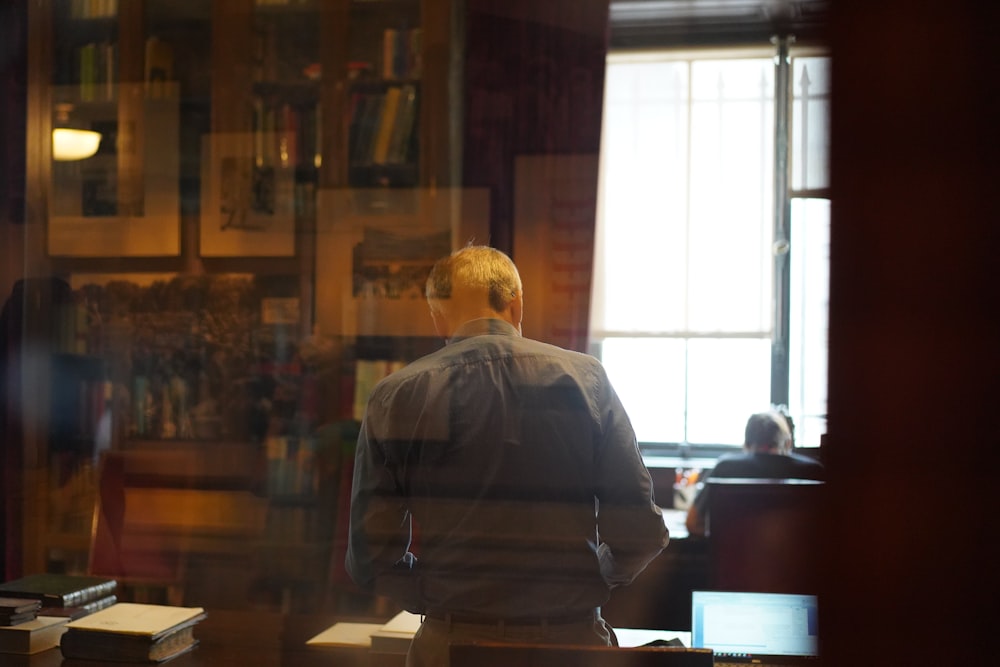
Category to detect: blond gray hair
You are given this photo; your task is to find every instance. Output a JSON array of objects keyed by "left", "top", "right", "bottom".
[{"left": 426, "top": 245, "right": 522, "bottom": 312}]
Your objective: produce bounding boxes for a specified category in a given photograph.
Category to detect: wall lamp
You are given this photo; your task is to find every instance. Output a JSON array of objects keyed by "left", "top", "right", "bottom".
[{"left": 52, "top": 103, "right": 101, "bottom": 161}]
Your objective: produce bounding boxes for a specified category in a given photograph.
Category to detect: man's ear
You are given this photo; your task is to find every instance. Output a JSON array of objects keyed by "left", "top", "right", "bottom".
[
  {"left": 509, "top": 290, "right": 523, "bottom": 334},
  {"left": 428, "top": 303, "right": 449, "bottom": 338}
]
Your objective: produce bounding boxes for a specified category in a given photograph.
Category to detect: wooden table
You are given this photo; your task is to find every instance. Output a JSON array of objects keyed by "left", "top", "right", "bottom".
[
  {"left": 2, "top": 611, "right": 690, "bottom": 667},
  {"left": 2, "top": 610, "right": 378, "bottom": 667}
]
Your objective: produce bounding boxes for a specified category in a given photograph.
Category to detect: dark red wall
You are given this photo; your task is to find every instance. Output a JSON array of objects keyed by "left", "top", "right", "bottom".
[{"left": 823, "top": 1, "right": 998, "bottom": 663}]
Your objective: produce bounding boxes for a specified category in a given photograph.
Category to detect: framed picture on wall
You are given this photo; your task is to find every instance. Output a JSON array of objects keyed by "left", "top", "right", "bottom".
[
  {"left": 47, "top": 84, "right": 181, "bottom": 257},
  {"left": 314, "top": 187, "right": 490, "bottom": 337},
  {"left": 200, "top": 132, "right": 298, "bottom": 257}
]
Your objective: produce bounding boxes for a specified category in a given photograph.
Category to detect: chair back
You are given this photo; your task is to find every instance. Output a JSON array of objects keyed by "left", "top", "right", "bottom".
[
  {"left": 706, "top": 478, "right": 824, "bottom": 594},
  {"left": 89, "top": 445, "right": 267, "bottom": 604}
]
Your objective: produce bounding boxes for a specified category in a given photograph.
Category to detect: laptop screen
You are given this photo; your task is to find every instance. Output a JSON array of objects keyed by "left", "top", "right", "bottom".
[{"left": 691, "top": 591, "right": 819, "bottom": 660}]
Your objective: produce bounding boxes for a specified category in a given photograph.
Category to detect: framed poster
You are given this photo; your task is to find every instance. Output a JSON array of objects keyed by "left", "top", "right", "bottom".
[
  {"left": 200, "top": 132, "right": 297, "bottom": 257},
  {"left": 314, "top": 187, "right": 490, "bottom": 337}
]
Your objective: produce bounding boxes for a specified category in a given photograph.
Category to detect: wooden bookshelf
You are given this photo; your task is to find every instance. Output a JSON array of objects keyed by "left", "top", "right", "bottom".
[{"left": 21, "top": 0, "right": 464, "bottom": 614}]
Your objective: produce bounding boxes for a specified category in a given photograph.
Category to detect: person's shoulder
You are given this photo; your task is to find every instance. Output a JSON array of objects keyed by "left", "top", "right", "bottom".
[
  {"left": 709, "top": 452, "right": 755, "bottom": 475},
  {"left": 786, "top": 451, "right": 825, "bottom": 476},
  {"left": 714, "top": 451, "right": 754, "bottom": 466},
  {"left": 514, "top": 335, "right": 604, "bottom": 368},
  {"left": 787, "top": 451, "right": 824, "bottom": 468}
]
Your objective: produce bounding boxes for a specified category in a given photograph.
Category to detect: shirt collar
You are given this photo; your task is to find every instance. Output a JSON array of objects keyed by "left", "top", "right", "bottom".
[{"left": 448, "top": 318, "right": 519, "bottom": 343}]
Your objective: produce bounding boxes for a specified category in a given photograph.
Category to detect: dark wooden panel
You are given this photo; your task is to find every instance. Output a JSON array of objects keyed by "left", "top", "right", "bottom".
[{"left": 451, "top": 641, "right": 713, "bottom": 667}]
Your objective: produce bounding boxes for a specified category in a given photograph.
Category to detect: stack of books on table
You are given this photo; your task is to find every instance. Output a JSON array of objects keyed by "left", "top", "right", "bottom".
[
  {"left": 0, "top": 574, "right": 118, "bottom": 655},
  {"left": 60, "top": 602, "right": 206, "bottom": 663},
  {"left": 0, "top": 573, "right": 118, "bottom": 619},
  {"left": 0, "top": 614, "right": 70, "bottom": 655},
  {"left": 0, "top": 598, "right": 41, "bottom": 626}
]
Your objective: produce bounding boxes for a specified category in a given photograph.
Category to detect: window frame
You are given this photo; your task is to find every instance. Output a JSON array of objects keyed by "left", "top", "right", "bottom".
[{"left": 593, "top": 41, "right": 830, "bottom": 456}]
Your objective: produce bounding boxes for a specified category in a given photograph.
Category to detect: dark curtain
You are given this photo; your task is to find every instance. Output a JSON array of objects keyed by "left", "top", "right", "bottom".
[
  {"left": 0, "top": 0, "right": 26, "bottom": 227},
  {"left": 0, "top": 0, "right": 27, "bottom": 581},
  {"left": 1, "top": 282, "right": 25, "bottom": 581},
  {"left": 462, "top": 0, "right": 609, "bottom": 351},
  {"left": 463, "top": 0, "right": 608, "bottom": 250}
]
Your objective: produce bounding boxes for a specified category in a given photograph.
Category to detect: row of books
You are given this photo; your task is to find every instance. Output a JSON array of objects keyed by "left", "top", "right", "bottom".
[
  {"left": 0, "top": 574, "right": 206, "bottom": 662},
  {"left": 52, "top": 301, "right": 98, "bottom": 356},
  {"left": 62, "top": 36, "right": 175, "bottom": 101},
  {"left": 0, "top": 573, "right": 117, "bottom": 655},
  {"left": 253, "top": 100, "right": 321, "bottom": 171},
  {"left": 67, "top": 0, "right": 118, "bottom": 19},
  {"left": 349, "top": 85, "right": 419, "bottom": 167},
  {"left": 265, "top": 435, "right": 319, "bottom": 498},
  {"left": 0, "top": 598, "right": 41, "bottom": 627},
  {"left": 76, "top": 41, "right": 117, "bottom": 102},
  {"left": 382, "top": 27, "right": 424, "bottom": 81}
]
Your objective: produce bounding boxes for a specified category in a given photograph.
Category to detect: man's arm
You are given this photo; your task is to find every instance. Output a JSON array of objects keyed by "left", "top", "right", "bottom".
[
  {"left": 685, "top": 500, "right": 706, "bottom": 537},
  {"left": 593, "top": 374, "right": 669, "bottom": 587},
  {"left": 345, "top": 418, "right": 414, "bottom": 591}
]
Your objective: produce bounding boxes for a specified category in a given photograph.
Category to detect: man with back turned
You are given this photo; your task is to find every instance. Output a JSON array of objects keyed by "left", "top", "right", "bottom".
[
  {"left": 346, "top": 245, "right": 669, "bottom": 667},
  {"left": 685, "top": 410, "right": 825, "bottom": 537}
]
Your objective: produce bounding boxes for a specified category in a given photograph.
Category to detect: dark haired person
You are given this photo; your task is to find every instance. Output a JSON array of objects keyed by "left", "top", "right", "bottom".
[
  {"left": 685, "top": 410, "right": 825, "bottom": 537},
  {"left": 347, "top": 245, "right": 669, "bottom": 667}
]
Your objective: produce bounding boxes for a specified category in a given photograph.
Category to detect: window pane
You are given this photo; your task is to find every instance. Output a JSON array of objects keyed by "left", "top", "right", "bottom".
[
  {"left": 788, "top": 198, "right": 830, "bottom": 446},
  {"left": 688, "top": 59, "right": 773, "bottom": 332},
  {"left": 686, "top": 338, "right": 772, "bottom": 444},
  {"left": 791, "top": 56, "right": 831, "bottom": 191},
  {"left": 595, "top": 57, "right": 774, "bottom": 336},
  {"left": 601, "top": 338, "right": 686, "bottom": 443},
  {"left": 594, "top": 53, "right": 815, "bottom": 449},
  {"left": 597, "top": 60, "right": 689, "bottom": 333}
]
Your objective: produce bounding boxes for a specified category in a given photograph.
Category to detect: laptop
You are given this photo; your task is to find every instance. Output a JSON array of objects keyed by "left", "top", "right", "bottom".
[{"left": 690, "top": 591, "right": 820, "bottom": 665}]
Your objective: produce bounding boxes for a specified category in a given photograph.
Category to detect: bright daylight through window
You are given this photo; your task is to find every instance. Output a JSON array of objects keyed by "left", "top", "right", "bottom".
[{"left": 592, "top": 49, "right": 830, "bottom": 448}]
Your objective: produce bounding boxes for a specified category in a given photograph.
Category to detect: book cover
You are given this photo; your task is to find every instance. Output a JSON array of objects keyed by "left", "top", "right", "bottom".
[
  {"left": 60, "top": 625, "right": 199, "bottom": 663},
  {"left": 0, "top": 616, "right": 70, "bottom": 655},
  {"left": 0, "top": 574, "right": 117, "bottom": 608},
  {"left": 40, "top": 594, "right": 119, "bottom": 620},
  {"left": 372, "top": 86, "right": 403, "bottom": 164},
  {"left": 144, "top": 36, "right": 174, "bottom": 99},
  {"left": 369, "top": 611, "right": 420, "bottom": 654},
  {"left": 0, "top": 599, "right": 41, "bottom": 615},
  {"left": 382, "top": 28, "right": 399, "bottom": 79},
  {"left": 0, "top": 610, "right": 39, "bottom": 627},
  {"left": 348, "top": 92, "right": 373, "bottom": 163},
  {"left": 65, "top": 603, "right": 205, "bottom": 640},
  {"left": 305, "top": 621, "right": 383, "bottom": 648},
  {"left": 386, "top": 85, "right": 417, "bottom": 164},
  {"left": 357, "top": 92, "right": 386, "bottom": 164}
]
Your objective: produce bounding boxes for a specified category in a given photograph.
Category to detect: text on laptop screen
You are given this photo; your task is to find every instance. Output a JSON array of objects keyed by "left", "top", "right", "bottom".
[{"left": 691, "top": 591, "right": 819, "bottom": 657}]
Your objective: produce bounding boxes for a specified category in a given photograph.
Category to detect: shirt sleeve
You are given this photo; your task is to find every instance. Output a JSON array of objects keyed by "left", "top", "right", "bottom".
[
  {"left": 344, "top": 406, "right": 416, "bottom": 596},
  {"left": 593, "top": 370, "right": 670, "bottom": 587}
]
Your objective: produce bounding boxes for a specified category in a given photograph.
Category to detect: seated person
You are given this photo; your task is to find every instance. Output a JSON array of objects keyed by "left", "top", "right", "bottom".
[{"left": 685, "top": 410, "right": 824, "bottom": 536}]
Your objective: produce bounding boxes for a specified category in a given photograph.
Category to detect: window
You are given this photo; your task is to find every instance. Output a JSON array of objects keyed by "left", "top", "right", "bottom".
[{"left": 592, "top": 47, "right": 830, "bottom": 448}]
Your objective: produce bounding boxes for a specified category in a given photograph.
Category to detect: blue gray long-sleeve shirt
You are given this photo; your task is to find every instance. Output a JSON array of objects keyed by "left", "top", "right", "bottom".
[{"left": 346, "top": 318, "right": 668, "bottom": 619}]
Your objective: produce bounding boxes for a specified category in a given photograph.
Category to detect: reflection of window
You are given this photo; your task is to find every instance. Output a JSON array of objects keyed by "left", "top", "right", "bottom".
[{"left": 592, "top": 48, "right": 830, "bottom": 447}]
